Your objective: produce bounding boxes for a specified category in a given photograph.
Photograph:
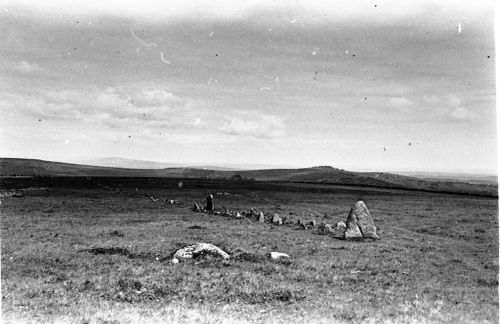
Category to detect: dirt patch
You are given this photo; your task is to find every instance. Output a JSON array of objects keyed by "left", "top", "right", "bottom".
[
  {"left": 109, "top": 230, "right": 125, "bottom": 237},
  {"left": 234, "top": 289, "right": 306, "bottom": 304},
  {"left": 84, "top": 247, "right": 131, "bottom": 257},
  {"left": 187, "top": 225, "right": 207, "bottom": 230},
  {"left": 233, "top": 251, "right": 268, "bottom": 263}
]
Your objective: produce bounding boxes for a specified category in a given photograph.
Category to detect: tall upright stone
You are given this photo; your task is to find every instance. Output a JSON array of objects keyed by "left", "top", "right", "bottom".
[
  {"left": 345, "top": 200, "right": 378, "bottom": 239},
  {"left": 206, "top": 194, "right": 214, "bottom": 211}
]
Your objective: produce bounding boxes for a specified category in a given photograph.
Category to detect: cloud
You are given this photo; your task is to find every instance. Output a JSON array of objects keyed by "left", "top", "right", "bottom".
[
  {"left": 423, "top": 94, "right": 469, "bottom": 120},
  {"left": 450, "top": 106, "right": 468, "bottom": 119},
  {"left": 3, "top": 0, "right": 492, "bottom": 23},
  {"left": 389, "top": 97, "right": 412, "bottom": 107},
  {"left": 388, "top": 97, "right": 412, "bottom": 113},
  {"left": 134, "top": 90, "right": 185, "bottom": 108},
  {"left": 220, "top": 115, "right": 285, "bottom": 138},
  {"left": 13, "top": 60, "right": 40, "bottom": 73},
  {"left": 192, "top": 117, "right": 206, "bottom": 127},
  {"left": 446, "top": 95, "right": 469, "bottom": 120},
  {"left": 5, "top": 85, "right": 201, "bottom": 130}
]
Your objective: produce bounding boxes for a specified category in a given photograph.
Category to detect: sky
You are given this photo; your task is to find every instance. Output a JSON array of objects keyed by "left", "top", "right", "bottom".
[{"left": 0, "top": 0, "right": 496, "bottom": 173}]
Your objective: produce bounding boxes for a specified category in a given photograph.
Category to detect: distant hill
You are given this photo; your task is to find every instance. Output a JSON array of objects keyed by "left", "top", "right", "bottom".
[
  {"left": 0, "top": 158, "right": 496, "bottom": 196},
  {"left": 76, "top": 157, "right": 183, "bottom": 169},
  {"left": 72, "top": 157, "right": 281, "bottom": 171}
]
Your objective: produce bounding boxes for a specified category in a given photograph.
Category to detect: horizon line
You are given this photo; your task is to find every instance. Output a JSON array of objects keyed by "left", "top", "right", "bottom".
[{"left": 0, "top": 155, "right": 497, "bottom": 176}]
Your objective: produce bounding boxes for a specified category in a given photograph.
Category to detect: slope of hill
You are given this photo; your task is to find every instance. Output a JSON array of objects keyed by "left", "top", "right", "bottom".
[
  {"left": 0, "top": 158, "right": 496, "bottom": 196},
  {"left": 393, "top": 171, "right": 498, "bottom": 185},
  {"left": 357, "top": 171, "right": 497, "bottom": 196}
]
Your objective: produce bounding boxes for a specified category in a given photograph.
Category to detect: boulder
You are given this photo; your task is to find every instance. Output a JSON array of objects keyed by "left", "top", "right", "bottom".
[
  {"left": 270, "top": 252, "right": 289, "bottom": 260},
  {"left": 173, "top": 243, "right": 230, "bottom": 260},
  {"left": 308, "top": 220, "right": 317, "bottom": 227},
  {"left": 206, "top": 194, "right": 214, "bottom": 211},
  {"left": 258, "top": 212, "right": 265, "bottom": 223},
  {"left": 345, "top": 201, "right": 378, "bottom": 239},
  {"left": 272, "top": 213, "right": 283, "bottom": 225}
]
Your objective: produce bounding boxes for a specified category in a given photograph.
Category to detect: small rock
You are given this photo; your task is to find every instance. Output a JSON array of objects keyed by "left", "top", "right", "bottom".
[
  {"left": 316, "top": 223, "right": 334, "bottom": 235},
  {"left": 270, "top": 252, "right": 289, "bottom": 259},
  {"left": 235, "top": 212, "right": 242, "bottom": 218},
  {"left": 171, "top": 258, "right": 179, "bottom": 264},
  {"left": 296, "top": 220, "right": 308, "bottom": 230},
  {"left": 308, "top": 220, "right": 316, "bottom": 227},
  {"left": 272, "top": 213, "right": 283, "bottom": 225},
  {"left": 332, "top": 221, "right": 347, "bottom": 238}
]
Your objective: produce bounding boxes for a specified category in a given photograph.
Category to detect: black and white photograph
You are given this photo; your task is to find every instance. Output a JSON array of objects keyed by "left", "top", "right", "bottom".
[{"left": 0, "top": 0, "right": 497, "bottom": 323}]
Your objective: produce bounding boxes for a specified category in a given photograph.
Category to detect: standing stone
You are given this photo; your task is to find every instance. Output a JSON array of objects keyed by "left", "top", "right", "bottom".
[
  {"left": 272, "top": 213, "right": 283, "bottom": 225},
  {"left": 206, "top": 194, "right": 214, "bottom": 211},
  {"left": 345, "top": 216, "right": 363, "bottom": 239},
  {"left": 345, "top": 200, "right": 378, "bottom": 239},
  {"left": 258, "top": 212, "right": 265, "bottom": 223}
]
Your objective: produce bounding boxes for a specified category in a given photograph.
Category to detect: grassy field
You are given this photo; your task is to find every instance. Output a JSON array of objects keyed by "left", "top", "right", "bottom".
[{"left": 1, "top": 179, "right": 498, "bottom": 323}]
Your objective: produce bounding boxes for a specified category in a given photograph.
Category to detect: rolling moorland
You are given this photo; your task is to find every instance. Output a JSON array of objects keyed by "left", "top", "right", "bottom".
[
  {"left": 1, "top": 176, "right": 498, "bottom": 323},
  {"left": 0, "top": 158, "right": 497, "bottom": 196},
  {"left": 1, "top": 158, "right": 498, "bottom": 323}
]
